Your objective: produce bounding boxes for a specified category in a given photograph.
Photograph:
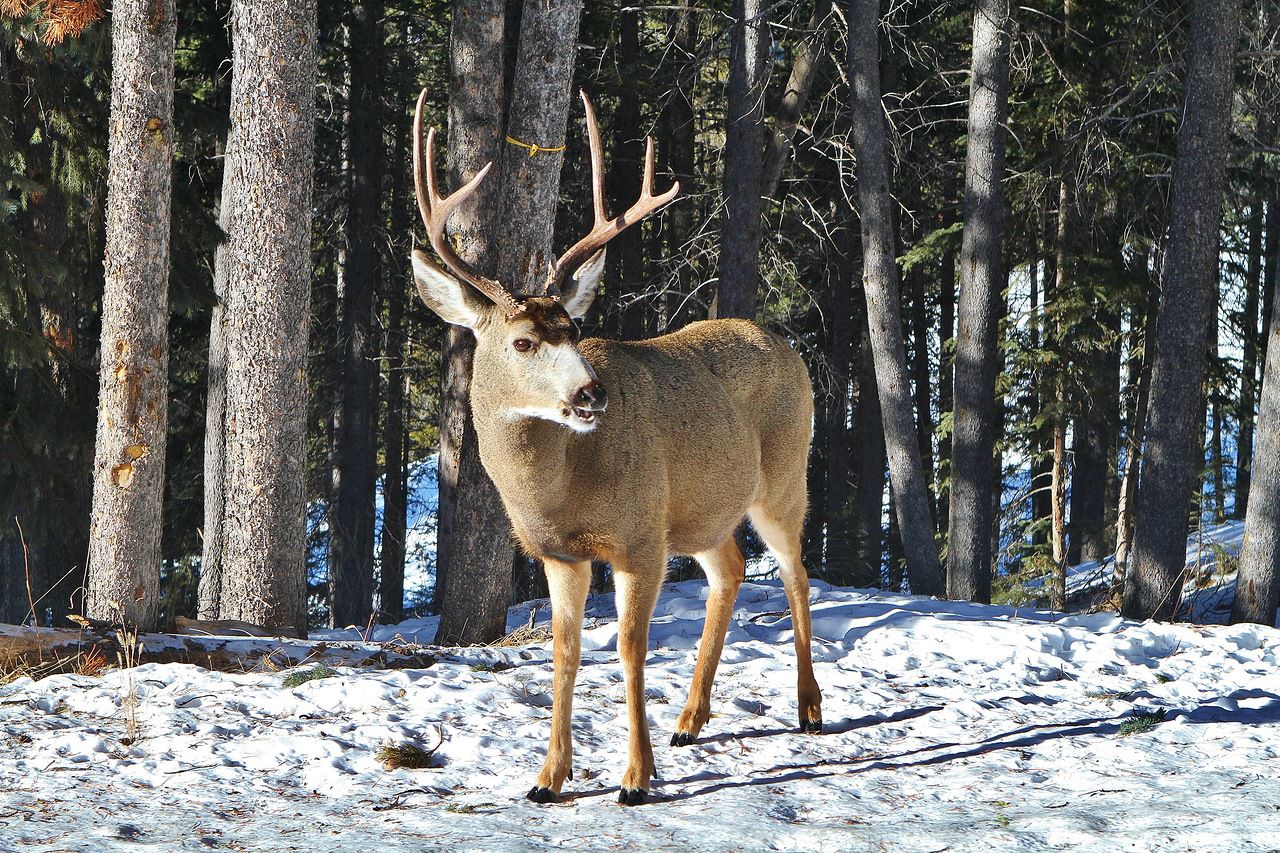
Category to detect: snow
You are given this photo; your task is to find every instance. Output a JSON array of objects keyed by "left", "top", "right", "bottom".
[
  {"left": 1024, "top": 520, "right": 1273, "bottom": 626},
  {"left": 4, "top": 579, "right": 1280, "bottom": 851}
]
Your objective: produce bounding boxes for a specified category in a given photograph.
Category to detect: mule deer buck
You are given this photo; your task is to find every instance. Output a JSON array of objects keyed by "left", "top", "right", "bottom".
[{"left": 410, "top": 89, "right": 822, "bottom": 805}]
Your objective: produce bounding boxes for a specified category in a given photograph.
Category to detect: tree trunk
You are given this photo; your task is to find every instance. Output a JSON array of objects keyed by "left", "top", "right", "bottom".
[
  {"left": 1114, "top": 286, "right": 1156, "bottom": 596},
  {"left": 435, "top": 0, "right": 584, "bottom": 646},
  {"left": 328, "top": 0, "right": 384, "bottom": 627},
  {"left": 435, "top": 0, "right": 508, "bottom": 623},
  {"left": 214, "top": 0, "right": 318, "bottom": 637},
  {"left": 380, "top": 44, "right": 412, "bottom": 625},
  {"left": 852, "top": 306, "right": 886, "bottom": 589},
  {"left": 824, "top": 217, "right": 858, "bottom": 584},
  {"left": 85, "top": 0, "right": 176, "bottom": 630},
  {"left": 661, "top": 3, "right": 699, "bottom": 330},
  {"left": 1048, "top": 177, "right": 1070, "bottom": 610},
  {"left": 1231, "top": 268, "right": 1280, "bottom": 625},
  {"left": 945, "top": 0, "right": 1010, "bottom": 604},
  {"left": 1124, "top": 0, "right": 1240, "bottom": 621},
  {"left": 846, "top": 0, "right": 943, "bottom": 597},
  {"left": 936, "top": 179, "right": 958, "bottom": 537},
  {"left": 711, "top": 0, "right": 769, "bottom": 321},
  {"left": 1235, "top": 201, "right": 1263, "bottom": 518},
  {"left": 761, "top": 0, "right": 832, "bottom": 200},
  {"left": 907, "top": 248, "right": 935, "bottom": 520},
  {"left": 609, "top": 9, "right": 646, "bottom": 340}
]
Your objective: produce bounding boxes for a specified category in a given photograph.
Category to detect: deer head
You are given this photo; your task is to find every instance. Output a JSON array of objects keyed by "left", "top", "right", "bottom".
[{"left": 409, "top": 89, "right": 678, "bottom": 433}]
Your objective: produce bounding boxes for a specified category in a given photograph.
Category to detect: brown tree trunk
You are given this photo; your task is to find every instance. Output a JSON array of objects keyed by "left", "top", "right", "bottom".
[
  {"left": 661, "top": 3, "right": 698, "bottom": 330},
  {"left": 852, "top": 305, "right": 886, "bottom": 589},
  {"left": 846, "top": 0, "right": 943, "bottom": 597},
  {"left": 85, "top": 0, "right": 177, "bottom": 630},
  {"left": 761, "top": 0, "right": 832, "bottom": 200},
  {"left": 434, "top": 0, "right": 509, "bottom": 639},
  {"left": 711, "top": 0, "right": 769, "bottom": 321},
  {"left": 380, "top": 43, "right": 413, "bottom": 625},
  {"left": 945, "top": 0, "right": 1010, "bottom": 603},
  {"left": 1124, "top": 0, "right": 1241, "bottom": 621},
  {"left": 1231, "top": 264, "right": 1280, "bottom": 625},
  {"left": 435, "top": 0, "right": 584, "bottom": 646},
  {"left": 1235, "top": 201, "right": 1264, "bottom": 518},
  {"left": 213, "top": 0, "right": 318, "bottom": 637},
  {"left": 328, "top": 0, "right": 385, "bottom": 627},
  {"left": 609, "top": 8, "right": 647, "bottom": 340},
  {"left": 1048, "top": 178, "right": 1069, "bottom": 611}
]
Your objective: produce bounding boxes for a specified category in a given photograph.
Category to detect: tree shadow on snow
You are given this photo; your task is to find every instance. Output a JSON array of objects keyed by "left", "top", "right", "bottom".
[{"left": 657, "top": 690, "right": 1280, "bottom": 803}]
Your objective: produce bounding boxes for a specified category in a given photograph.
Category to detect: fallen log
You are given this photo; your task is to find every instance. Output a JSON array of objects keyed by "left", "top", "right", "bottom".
[{"left": 0, "top": 621, "right": 436, "bottom": 678}]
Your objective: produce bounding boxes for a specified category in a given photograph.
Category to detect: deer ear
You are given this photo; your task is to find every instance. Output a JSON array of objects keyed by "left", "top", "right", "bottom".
[
  {"left": 558, "top": 249, "right": 604, "bottom": 320},
  {"left": 411, "top": 249, "right": 487, "bottom": 329}
]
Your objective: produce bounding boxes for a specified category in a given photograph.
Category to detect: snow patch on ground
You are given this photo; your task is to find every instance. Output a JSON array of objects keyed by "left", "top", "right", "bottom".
[{"left": 3, "top": 581, "right": 1279, "bottom": 851}]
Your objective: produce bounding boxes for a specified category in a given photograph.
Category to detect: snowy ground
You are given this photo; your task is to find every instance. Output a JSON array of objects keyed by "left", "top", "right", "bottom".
[{"left": 3, "top": 579, "right": 1279, "bottom": 851}]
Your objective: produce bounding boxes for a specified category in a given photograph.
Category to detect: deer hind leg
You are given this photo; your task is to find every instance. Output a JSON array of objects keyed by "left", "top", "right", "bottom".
[
  {"left": 671, "top": 535, "right": 744, "bottom": 747},
  {"left": 748, "top": 503, "right": 823, "bottom": 733},
  {"left": 611, "top": 553, "right": 664, "bottom": 805},
  {"left": 527, "top": 558, "right": 591, "bottom": 804}
]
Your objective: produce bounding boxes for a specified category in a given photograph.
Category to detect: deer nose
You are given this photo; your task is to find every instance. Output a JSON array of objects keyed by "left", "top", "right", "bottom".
[{"left": 573, "top": 381, "right": 607, "bottom": 411}]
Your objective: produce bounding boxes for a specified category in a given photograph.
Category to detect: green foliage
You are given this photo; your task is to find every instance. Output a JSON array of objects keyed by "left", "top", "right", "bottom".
[
  {"left": 282, "top": 666, "right": 338, "bottom": 689},
  {"left": 1118, "top": 711, "right": 1165, "bottom": 736}
]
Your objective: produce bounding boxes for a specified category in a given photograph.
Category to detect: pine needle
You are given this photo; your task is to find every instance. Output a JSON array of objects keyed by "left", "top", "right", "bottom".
[{"left": 376, "top": 726, "right": 445, "bottom": 770}]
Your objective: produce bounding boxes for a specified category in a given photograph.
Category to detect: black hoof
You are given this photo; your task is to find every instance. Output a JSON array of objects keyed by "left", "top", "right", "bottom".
[
  {"left": 526, "top": 786, "right": 558, "bottom": 804},
  {"left": 618, "top": 787, "right": 648, "bottom": 806},
  {"left": 670, "top": 731, "right": 696, "bottom": 747},
  {"left": 799, "top": 716, "right": 823, "bottom": 734}
]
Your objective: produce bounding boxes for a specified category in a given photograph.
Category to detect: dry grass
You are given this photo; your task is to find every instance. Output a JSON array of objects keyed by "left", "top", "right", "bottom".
[{"left": 491, "top": 621, "right": 552, "bottom": 647}]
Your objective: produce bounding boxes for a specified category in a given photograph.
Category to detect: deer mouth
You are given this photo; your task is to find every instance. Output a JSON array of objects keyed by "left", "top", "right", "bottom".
[{"left": 561, "top": 402, "right": 605, "bottom": 430}]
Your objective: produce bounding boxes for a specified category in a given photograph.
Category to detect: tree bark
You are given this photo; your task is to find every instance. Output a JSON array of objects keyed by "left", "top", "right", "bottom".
[
  {"left": 846, "top": 0, "right": 943, "bottom": 597},
  {"left": 1124, "top": 0, "right": 1241, "bottom": 621},
  {"left": 851, "top": 305, "right": 886, "bottom": 588},
  {"left": 761, "top": 0, "right": 832, "bottom": 200},
  {"left": 661, "top": 3, "right": 699, "bottom": 330},
  {"left": 213, "top": 0, "right": 318, "bottom": 637},
  {"left": 609, "top": 8, "right": 647, "bottom": 340},
  {"left": 435, "top": 0, "right": 584, "bottom": 646},
  {"left": 1235, "top": 201, "right": 1264, "bottom": 518},
  {"left": 328, "top": 0, "right": 385, "bottom": 627},
  {"left": 1048, "top": 178, "right": 1069, "bottom": 610},
  {"left": 711, "top": 0, "right": 769, "bottom": 320},
  {"left": 824, "top": 217, "right": 857, "bottom": 584},
  {"left": 380, "top": 41, "right": 413, "bottom": 625},
  {"left": 945, "top": 0, "right": 1010, "bottom": 604},
  {"left": 434, "top": 0, "right": 508, "bottom": 639},
  {"left": 85, "top": 0, "right": 177, "bottom": 630},
  {"left": 1231, "top": 269, "right": 1280, "bottom": 625}
]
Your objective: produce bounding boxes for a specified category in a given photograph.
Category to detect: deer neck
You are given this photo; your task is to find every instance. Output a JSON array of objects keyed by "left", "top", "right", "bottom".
[{"left": 469, "top": 382, "right": 577, "bottom": 507}]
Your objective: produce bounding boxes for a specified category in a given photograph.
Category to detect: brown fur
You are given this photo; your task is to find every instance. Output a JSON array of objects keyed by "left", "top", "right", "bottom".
[{"left": 464, "top": 317, "right": 824, "bottom": 801}]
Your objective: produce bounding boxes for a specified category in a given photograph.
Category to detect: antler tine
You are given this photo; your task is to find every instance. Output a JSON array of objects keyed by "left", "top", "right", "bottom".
[
  {"left": 412, "top": 88, "right": 525, "bottom": 316},
  {"left": 546, "top": 93, "right": 681, "bottom": 294},
  {"left": 581, "top": 90, "right": 609, "bottom": 229}
]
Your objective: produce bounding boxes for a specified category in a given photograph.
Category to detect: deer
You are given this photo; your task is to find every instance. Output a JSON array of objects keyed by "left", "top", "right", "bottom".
[{"left": 409, "top": 89, "right": 822, "bottom": 806}]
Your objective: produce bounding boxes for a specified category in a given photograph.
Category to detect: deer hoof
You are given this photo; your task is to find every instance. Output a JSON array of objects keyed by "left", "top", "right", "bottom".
[
  {"left": 799, "top": 715, "right": 823, "bottom": 734},
  {"left": 617, "top": 787, "right": 648, "bottom": 806},
  {"left": 526, "top": 786, "right": 559, "bottom": 804},
  {"left": 670, "top": 731, "right": 696, "bottom": 747}
]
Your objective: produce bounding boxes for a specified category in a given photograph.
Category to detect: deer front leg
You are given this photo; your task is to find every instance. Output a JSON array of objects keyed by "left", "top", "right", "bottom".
[
  {"left": 612, "top": 560, "right": 663, "bottom": 805},
  {"left": 527, "top": 558, "right": 591, "bottom": 804},
  {"left": 672, "top": 536, "right": 744, "bottom": 746}
]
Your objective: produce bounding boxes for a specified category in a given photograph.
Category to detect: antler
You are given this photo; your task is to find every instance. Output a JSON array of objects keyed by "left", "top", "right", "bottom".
[
  {"left": 545, "top": 91, "right": 681, "bottom": 295},
  {"left": 413, "top": 89, "right": 525, "bottom": 316}
]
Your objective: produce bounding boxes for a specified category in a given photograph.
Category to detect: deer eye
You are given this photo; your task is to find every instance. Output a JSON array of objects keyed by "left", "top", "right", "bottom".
[{"left": 512, "top": 338, "right": 534, "bottom": 353}]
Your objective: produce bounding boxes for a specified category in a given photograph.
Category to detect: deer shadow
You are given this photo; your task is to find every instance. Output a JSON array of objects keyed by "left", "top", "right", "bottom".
[{"left": 654, "top": 688, "right": 1280, "bottom": 803}]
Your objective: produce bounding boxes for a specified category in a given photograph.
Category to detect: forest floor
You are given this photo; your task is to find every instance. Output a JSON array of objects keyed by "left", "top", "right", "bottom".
[{"left": 2, "top": 577, "right": 1279, "bottom": 852}]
